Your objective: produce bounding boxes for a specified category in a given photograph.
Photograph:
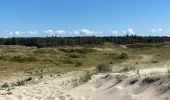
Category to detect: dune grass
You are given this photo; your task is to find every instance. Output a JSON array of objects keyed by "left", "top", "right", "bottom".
[
  {"left": 0, "top": 44, "right": 126, "bottom": 78},
  {"left": 0, "top": 43, "right": 170, "bottom": 79}
]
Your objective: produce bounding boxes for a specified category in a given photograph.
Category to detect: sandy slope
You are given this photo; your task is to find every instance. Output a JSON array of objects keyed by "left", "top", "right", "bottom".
[
  {"left": 68, "top": 72, "right": 166, "bottom": 100},
  {"left": 0, "top": 67, "right": 170, "bottom": 100}
]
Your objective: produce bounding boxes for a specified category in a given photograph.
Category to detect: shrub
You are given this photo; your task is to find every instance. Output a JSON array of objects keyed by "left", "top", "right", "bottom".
[
  {"left": 95, "top": 63, "right": 112, "bottom": 73},
  {"left": 75, "top": 62, "right": 82, "bottom": 67},
  {"left": 15, "top": 77, "right": 32, "bottom": 86},
  {"left": 16, "top": 80, "right": 25, "bottom": 86},
  {"left": 25, "top": 77, "right": 32, "bottom": 82},
  {"left": 1, "top": 82, "right": 9, "bottom": 88},
  {"left": 119, "top": 52, "right": 128, "bottom": 59},
  {"left": 69, "top": 54, "right": 80, "bottom": 58},
  {"left": 151, "top": 60, "right": 159, "bottom": 63}
]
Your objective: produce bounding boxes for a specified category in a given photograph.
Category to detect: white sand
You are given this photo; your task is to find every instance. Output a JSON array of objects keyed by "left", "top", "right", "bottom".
[{"left": 0, "top": 67, "right": 170, "bottom": 100}]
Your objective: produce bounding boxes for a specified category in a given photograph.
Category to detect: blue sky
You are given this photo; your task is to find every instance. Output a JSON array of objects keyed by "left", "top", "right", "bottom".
[{"left": 0, "top": 0, "right": 170, "bottom": 37}]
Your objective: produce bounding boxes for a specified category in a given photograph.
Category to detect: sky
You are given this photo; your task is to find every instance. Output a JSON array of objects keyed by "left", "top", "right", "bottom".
[{"left": 0, "top": 0, "right": 170, "bottom": 37}]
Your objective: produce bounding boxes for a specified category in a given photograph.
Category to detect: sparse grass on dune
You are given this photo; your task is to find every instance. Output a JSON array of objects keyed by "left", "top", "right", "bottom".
[
  {"left": 0, "top": 44, "right": 127, "bottom": 79},
  {"left": 125, "top": 43, "right": 170, "bottom": 64},
  {"left": 1, "top": 42, "right": 170, "bottom": 80}
]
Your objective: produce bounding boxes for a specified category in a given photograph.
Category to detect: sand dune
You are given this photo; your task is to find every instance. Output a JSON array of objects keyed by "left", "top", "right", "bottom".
[{"left": 0, "top": 67, "right": 170, "bottom": 100}]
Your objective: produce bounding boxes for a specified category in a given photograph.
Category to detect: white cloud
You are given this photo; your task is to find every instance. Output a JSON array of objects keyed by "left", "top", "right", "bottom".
[
  {"left": 29, "top": 31, "right": 38, "bottom": 35},
  {"left": 80, "top": 29, "right": 93, "bottom": 35},
  {"left": 53, "top": 28, "right": 136, "bottom": 36},
  {"left": 44, "top": 29, "right": 98, "bottom": 36},
  {"left": 9, "top": 31, "right": 21, "bottom": 36},
  {"left": 111, "top": 30, "right": 118, "bottom": 34},
  {"left": 127, "top": 28, "right": 135, "bottom": 34},
  {"left": 44, "top": 30, "right": 54, "bottom": 35},
  {"left": 158, "top": 28, "right": 163, "bottom": 32},
  {"left": 7, "top": 28, "right": 170, "bottom": 37},
  {"left": 44, "top": 29, "right": 66, "bottom": 36},
  {"left": 121, "top": 28, "right": 135, "bottom": 35},
  {"left": 151, "top": 28, "right": 163, "bottom": 33},
  {"left": 56, "top": 30, "right": 66, "bottom": 35},
  {"left": 8, "top": 31, "right": 38, "bottom": 36},
  {"left": 72, "top": 29, "right": 95, "bottom": 36},
  {"left": 151, "top": 29, "right": 156, "bottom": 33}
]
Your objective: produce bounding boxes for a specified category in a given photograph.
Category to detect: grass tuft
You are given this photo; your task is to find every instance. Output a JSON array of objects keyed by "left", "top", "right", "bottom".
[
  {"left": 119, "top": 64, "right": 137, "bottom": 72},
  {"left": 95, "top": 63, "right": 112, "bottom": 73}
]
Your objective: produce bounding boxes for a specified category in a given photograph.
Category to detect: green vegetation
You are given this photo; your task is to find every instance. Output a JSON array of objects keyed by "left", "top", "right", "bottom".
[
  {"left": 126, "top": 43, "right": 166, "bottom": 48},
  {"left": 1, "top": 77, "right": 32, "bottom": 88},
  {"left": 0, "top": 44, "right": 126, "bottom": 79},
  {"left": 0, "top": 41, "right": 170, "bottom": 79},
  {"left": 15, "top": 77, "right": 32, "bottom": 86},
  {"left": 119, "top": 64, "right": 137, "bottom": 72},
  {"left": 95, "top": 63, "right": 112, "bottom": 73},
  {"left": 1, "top": 82, "right": 9, "bottom": 88},
  {"left": 79, "top": 70, "right": 92, "bottom": 82},
  {"left": 115, "top": 74, "right": 127, "bottom": 82},
  {"left": 119, "top": 52, "right": 128, "bottom": 59},
  {"left": 0, "top": 35, "right": 170, "bottom": 48}
]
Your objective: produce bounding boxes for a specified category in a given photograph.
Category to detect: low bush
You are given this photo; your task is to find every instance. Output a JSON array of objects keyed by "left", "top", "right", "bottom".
[
  {"left": 15, "top": 77, "right": 32, "bottom": 86},
  {"left": 75, "top": 62, "right": 82, "bottom": 67},
  {"left": 95, "top": 63, "right": 112, "bottom": 73},
  {"left": 119, "top": 52, "right": 128, "bottom": 59},
  {"left": 1, "top": 82, "right": 9, "bottom": 88},
  {"left": 151, "top": 60, "right": 159, "bottom": 63}
]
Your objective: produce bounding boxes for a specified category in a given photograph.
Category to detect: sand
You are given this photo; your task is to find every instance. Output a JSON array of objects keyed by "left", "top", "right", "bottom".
[{"left": 0, "top": 66, "right": 170, "bottom": 100}]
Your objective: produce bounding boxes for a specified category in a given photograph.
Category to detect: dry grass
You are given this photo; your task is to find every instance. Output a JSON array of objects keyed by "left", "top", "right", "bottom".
[
  {"left": 0, "top": 43, "right": 170, "bottom": 80},
  {"left": 0, "top": 44, "right": 125, "bottom": 79}
]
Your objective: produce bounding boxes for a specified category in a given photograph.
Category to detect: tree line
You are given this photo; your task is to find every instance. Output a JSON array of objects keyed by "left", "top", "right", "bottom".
[{"left": 0, "top": 35, "right": 170, "bottom": 47}]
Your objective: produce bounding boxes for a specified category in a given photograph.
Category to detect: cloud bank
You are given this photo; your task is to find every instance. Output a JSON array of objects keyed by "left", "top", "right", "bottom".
[{"left": 3, "top": 28, "right": 170, "bottom": 37}]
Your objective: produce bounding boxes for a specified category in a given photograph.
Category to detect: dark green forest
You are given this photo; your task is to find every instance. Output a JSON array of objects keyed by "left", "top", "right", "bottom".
[{"left": 0, "top": 35, "right": 170, "bottom": 47}]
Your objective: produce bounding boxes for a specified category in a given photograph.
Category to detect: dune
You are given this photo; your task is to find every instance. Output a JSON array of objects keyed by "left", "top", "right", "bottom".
[{"left": 0, "top": 67, "right": 170, "bottom": 100}]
